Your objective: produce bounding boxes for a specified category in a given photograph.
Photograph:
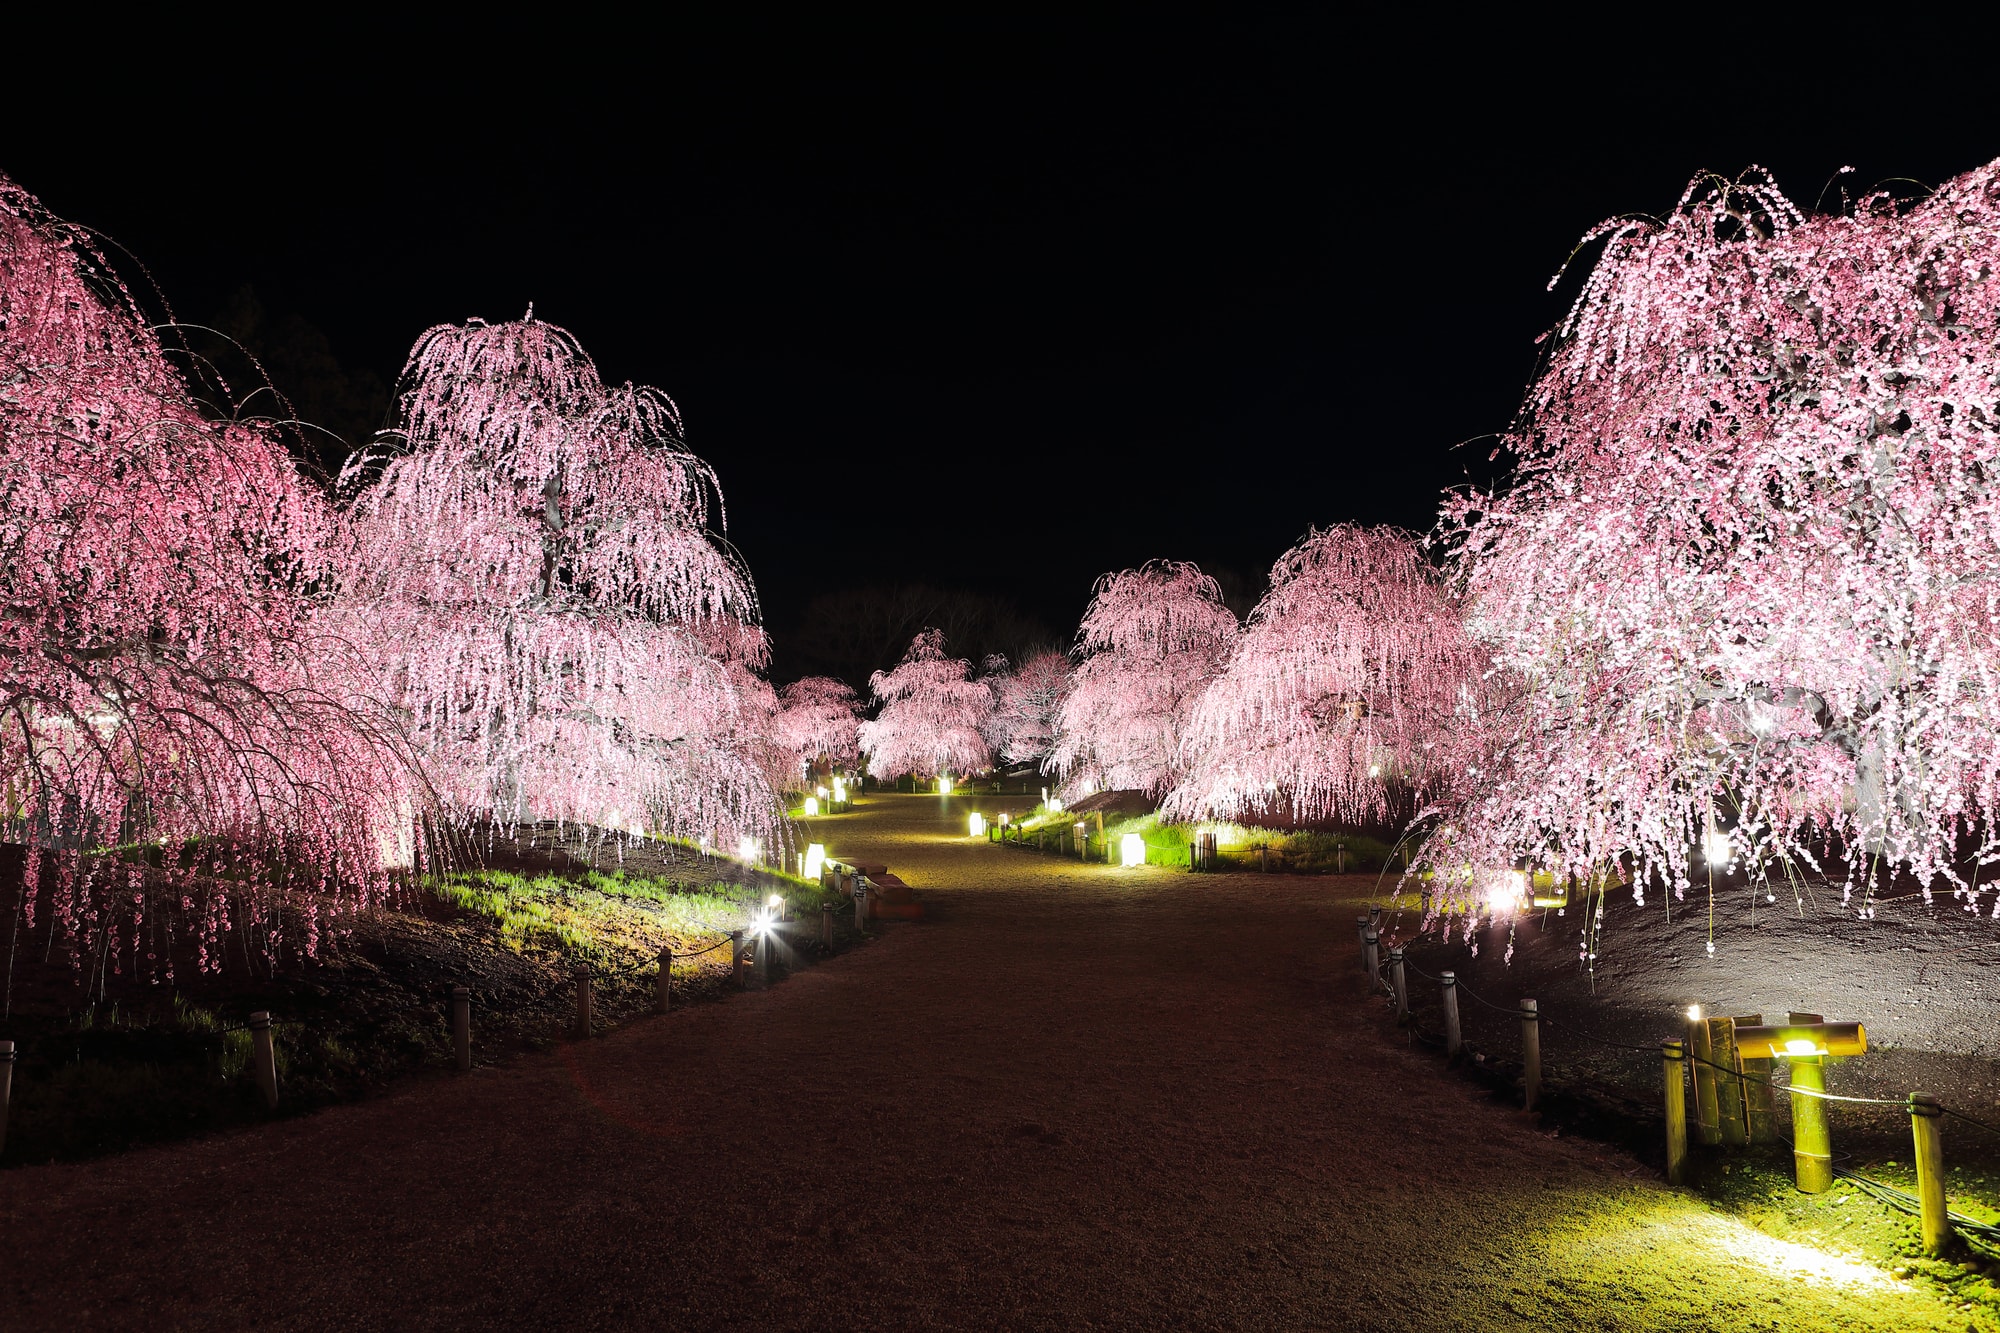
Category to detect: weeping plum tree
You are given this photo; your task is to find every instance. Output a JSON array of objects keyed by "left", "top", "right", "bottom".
[
  {"left": 1167, "top": 526, "right": 1482, "bottom": 829},
  {"left": 984, "top": 650, "right": 1071, "bottom": 768},
  {"left": 1437, "top": 158, "right": 2000, "bottom": 921},
  {"left": 857, "top": 630, "right": 993, "bottom": 782},
  {"left": 338, "top": 314, "right": 780, "bottom": 848},
  {"left": 0, "top": 175, "right": 421, "bottom": 982},
  {"left": 775, "top": 675, "right": 863, "bottom": 779},
  {"left": 1048, "top": 561, "right": 1237, "bottom": 799}
]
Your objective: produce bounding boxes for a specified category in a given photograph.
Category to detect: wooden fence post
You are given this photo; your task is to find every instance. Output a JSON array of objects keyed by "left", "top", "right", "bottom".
[
  {"left": 452, "top": 986, "right": 471, "bottom": 1071},
  {"left": 1389, "top": 948, "right": 1408, "bottom": 1023},
  {"left": 1355, "top": 916, "right": 1371, "bottom": 972},
  {"left": 0, "top": 1039, "right": 12, "bottom": 1156},
  {"left": 731, "top": 930, "right": 747, "bottom": 986},
  {"left": 1910, "top": 1093, "right": 1948, "bottom": 1255},
  {"left": 1520, "top": 999, "right": 1541, "bottom": 1112},
  {"left": 1441, "top": 972, "right": 1462, "bottom": 1062},
  {"left": 1362, "top": 928, "right": 1380, "bottom": 988},
  {"left": 822, "top": 903, "right": 835, "bottom": 949},
  {"left": 573, "top": 972, "right": 594, "bottom": 1040},
  {"left": 249, "top": 1011, "right": 279, "bottom": 1109},
  {"left": 656, "top": 948, "right": 673, "bottom": 1014},
  {"left": 1663, "top": 1039, "right": 1688, "bottom": 1185}
]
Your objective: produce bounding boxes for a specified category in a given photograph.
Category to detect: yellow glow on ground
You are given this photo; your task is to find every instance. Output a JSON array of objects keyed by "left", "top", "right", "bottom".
[{"left": 1571, "top": 1207, "right": 1887, "bottom": 1290}]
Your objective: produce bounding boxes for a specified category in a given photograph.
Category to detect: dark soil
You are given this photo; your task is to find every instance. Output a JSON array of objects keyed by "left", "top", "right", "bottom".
[
  {"left": 0, "top": 794, "right": 1976, "bottom": 1330},
  {"left": 0, "top": 825, "right": 843, "bottom": 1164}
]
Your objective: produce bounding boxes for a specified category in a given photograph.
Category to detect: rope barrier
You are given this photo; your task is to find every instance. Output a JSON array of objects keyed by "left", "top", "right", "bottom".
[
  {"left": 1396, "top": 947, "right": 1908, "bottom": 1106},
  {"left": 1943, "top": 1106, "right": 2000, "bottom": 1140}
]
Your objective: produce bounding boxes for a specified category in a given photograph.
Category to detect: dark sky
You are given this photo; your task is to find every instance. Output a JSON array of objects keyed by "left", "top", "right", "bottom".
[{"left": 8, "top": 16, "right": 1995, "bottom": 672}]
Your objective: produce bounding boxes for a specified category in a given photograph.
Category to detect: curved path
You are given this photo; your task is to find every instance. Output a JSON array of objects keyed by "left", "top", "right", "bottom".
[{"left": 0, "top": 795, "right": 1970, "bottom": 1330}]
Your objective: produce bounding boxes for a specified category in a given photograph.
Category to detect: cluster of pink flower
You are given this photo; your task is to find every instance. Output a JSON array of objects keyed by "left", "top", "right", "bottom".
[
  {"left": 1433, "top": 159, "right": 2000, "bottom": 926},
  {"left": 336, "top": 315, "right": 787, "bottom": 851},
  {"left": 0, "top": 179, "right": 813, "bottom": 978},
  {"left": 1, "top": 175, "right": 424, "bottom": 978}
]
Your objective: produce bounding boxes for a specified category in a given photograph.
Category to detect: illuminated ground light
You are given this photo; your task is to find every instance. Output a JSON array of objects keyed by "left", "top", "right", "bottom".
[
  {"left": 1121, "top": 834, "right": 1146, "bottom": 867},
  {"left": 1487, "top": 869, "right": 1529, "bottom": 913},
  {"left": 804, "top": 795, "right": 820, "bottom": 816},
  {"left": 832, "top": 781, "right": 847, "bottom": 803},
  {"left": 738, "top": 835, "right": 760, "bottom": 863},
  {"left": 939, "top": 776, "right": 953, "bottom": 795},
  {"left": 803, "top": 843, "right": 826, "bottom": 880},
  {"left": 969, "top": 812, "right": 986, "bottom": 837},
  {"left": 1581, "top": 1209, "right": 1893, "bottom": 1292}
]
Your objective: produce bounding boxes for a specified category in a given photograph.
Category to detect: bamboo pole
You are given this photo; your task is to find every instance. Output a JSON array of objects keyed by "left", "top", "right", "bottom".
[
  {"left": 1362, "top": 928, "right": 1380, "bottom": 987},
  {"left": 1788, "top": 1053, "right": 1833, "bottom": 1193},
  {"left": 1663, "top": 1039, "right": 1688, "bottom": 1185},
  {"left": 1441, "top": 972, "right": 1462, "bottom": 1062},
  {"left": 1520, "top": 999, "right": 1540, "bottom": 1113},
  {"left": 0, "top": 1039, "right": 13, "bottom": 1156},
  {"left": 1389, "top": 949, "right": 1408, "bottom": 1023},
  {"left": 731, "top": 930, "right": 747, "bottom": 986},
  {"left": 656, "top": 948, "right": 673, "bottom": 1013},
  {"left": 573, "top": 973, "right": 594, "bottom": 1040},
  {"left": 1689, "top": 1010, "right": 1722, "bottom": 1146},
  {"left": 1910, "top": 1093, "right": 1948, "bottom": 1256},
  {"left": 249, "top": 1012, "right": 279, "bottom": 1109},
  {"left": 452, "top": 986, "right": 471, "bottom": 1071}
]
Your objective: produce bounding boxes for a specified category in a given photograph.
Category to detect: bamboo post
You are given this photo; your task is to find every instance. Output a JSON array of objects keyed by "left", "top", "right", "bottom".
[
  {"left": 1736, "top": 1013, "right": 1775, "bottom": 1144},
  {"left": 1335, "top": 845, "right": 1348, "bottom": 874},
  {"left": 854, "top": 880, "right": 870, "bottom": 931},
  {"left": 656, "top": 948, "right": 673, "bottom": 1014},
  {"left": 822, "top": 903, "right": 835, "bottom": 949},
  {"left": 1788, "top": 1052, "right": 1833, "bottom": 1193},
  {"left": 731, "top": 930, "right": 747, "bottom": 986},
  {"left": 1711, "top": 1017, "right": 1748, "bottom": 1146},
  {"left": 1910, "top": 1093, "right": 1948, "bottom": 1256},
  {"left": 1689, "top": 1010, "right": 1722, "bottom": 1146},
  {"left": 1355, "top": 916, "right": 1371, "bottom": 972},
  {"left": 1389, "top": 948, "right": 1408, "bottom": 1023},
  {"left": 573, "top": 972, "right": 593, "bottom": 1040},
  {"left": 0, "top": 1039, "right": 13, "bottom": 1156},
  {"left": 1362, "top": 928, "right": 1380, "bottom": 987},
  {"left": 758, "top": 928, "right": 774, "bottom": 985},
  {"left": 1441, "top": 972, "right": 1462, "bottom": 1061},
  {"left": 249, "top": 1011, "right": 278, "bottom": 1109},
  {"left": 1520, "top": 998, "right": 1540, "bottom": 1113},
  {"left": 1663, "top": 1040, "right": 1688, "bottom": 1184},
  {"left": 452, "top": 986, "right": 471, "bottom": 1071}
]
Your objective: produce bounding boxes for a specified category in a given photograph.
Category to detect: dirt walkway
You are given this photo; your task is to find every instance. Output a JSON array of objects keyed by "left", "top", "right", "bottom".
[{"left": 0, "top": 795, "right": 1975, "bottom": 1330}]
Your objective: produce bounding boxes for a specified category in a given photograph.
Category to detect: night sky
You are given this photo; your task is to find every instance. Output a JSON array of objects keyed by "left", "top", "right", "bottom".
[{"left": 8, "top": 17, "right": 1994, "bottom": 676}]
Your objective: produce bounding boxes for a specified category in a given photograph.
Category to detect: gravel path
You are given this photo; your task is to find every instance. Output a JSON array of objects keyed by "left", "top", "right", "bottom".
[{"left": 0, "top": 795, "right": 1975, "bottom": 1330}]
